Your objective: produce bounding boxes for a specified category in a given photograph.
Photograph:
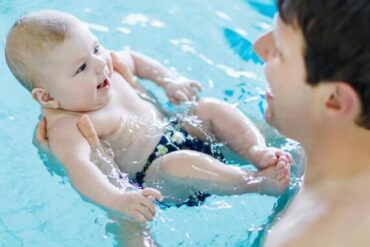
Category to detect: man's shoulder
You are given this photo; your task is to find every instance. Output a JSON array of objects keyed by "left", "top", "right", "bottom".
[{"left": 266, "top": 184, "right": 370, "bottom": 246}]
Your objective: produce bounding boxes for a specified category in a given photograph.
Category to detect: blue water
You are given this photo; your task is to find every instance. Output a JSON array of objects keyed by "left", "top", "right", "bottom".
[{"left": 0, "top": 0, "right": 302, "bottom": 246}]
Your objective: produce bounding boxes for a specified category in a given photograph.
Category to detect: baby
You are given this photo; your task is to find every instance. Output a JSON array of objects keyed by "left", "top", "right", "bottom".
[{"left": 5, "top": 10, "right": 291, "bottom": 223}]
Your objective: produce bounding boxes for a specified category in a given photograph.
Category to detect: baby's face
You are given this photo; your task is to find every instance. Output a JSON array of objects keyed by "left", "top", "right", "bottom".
[{"left": 41, "top": 21, "right": 113, "bottom": 112}]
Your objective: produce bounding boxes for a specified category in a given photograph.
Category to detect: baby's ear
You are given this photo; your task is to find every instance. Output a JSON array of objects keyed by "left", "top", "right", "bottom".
[{"left": 31, "top": 88, "right": 60, "bottom": 109}]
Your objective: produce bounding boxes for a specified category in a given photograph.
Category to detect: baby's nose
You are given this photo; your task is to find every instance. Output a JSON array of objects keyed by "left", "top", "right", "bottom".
[{"left": 94, "top": 56, "right": 106, "bottom": 74}]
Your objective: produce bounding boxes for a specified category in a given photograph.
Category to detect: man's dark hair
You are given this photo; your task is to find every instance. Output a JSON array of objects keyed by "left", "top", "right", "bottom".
[{"left": 277, "top": 0, "right": 370, "bottom": 129}]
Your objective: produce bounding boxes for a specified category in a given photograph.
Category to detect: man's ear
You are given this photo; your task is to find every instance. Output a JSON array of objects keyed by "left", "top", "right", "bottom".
[
  {"left": 325, "top": 82, "right": 360, "bottom": 118},
  {"left": 31, "top": 88, "right": 60, "bottom": 109}
]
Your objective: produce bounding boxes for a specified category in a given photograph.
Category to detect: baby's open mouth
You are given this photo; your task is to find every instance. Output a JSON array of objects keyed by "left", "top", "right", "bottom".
[{"left": 97, "top": 78, "right": 109, "bottom": 89}]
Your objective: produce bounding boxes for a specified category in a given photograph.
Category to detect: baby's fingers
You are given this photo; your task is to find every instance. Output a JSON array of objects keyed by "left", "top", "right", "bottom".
[
  {"left": 142, "top": 188, "right": 163, "bottom": 201},
  {"left": 189, "top": 81, "right": 202, "bottom": 91},
  {"left": 169, "top": 96, "right": 180, "bottom": 105},
  {"left": 174, "top": 90, "right": 189, "bottom": 102},
  {"left": 131, "top": 210, "right": 147, "bottom": 223},
  {"left": 183, "top": 86, "right": 196, "bottom": 99},
  {"left": 140, "top": 197, "right": 157, "bottom": 217},
  {"left": 137, "top": 203, "right": 155, "bottom": 221}
]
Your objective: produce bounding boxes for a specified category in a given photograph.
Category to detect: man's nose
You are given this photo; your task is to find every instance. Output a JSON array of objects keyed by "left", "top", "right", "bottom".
[{"left": 253, "top": 31, "right": 273, "bottom": 62}]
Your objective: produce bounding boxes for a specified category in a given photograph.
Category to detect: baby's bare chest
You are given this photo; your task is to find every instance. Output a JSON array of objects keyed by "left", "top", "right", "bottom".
[{"left": 89, "top": 76, "right": 164, "bottom": 140}]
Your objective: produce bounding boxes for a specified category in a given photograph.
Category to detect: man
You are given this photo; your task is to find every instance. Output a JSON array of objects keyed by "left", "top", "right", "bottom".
[{"left": 253, "top": 0, "right": 370, "bottom": 246}]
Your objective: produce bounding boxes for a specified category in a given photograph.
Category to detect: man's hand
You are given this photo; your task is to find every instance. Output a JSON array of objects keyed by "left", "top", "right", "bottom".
[
  {"left": 33, "top": 116, "right": 50, "bottom": 152},
  {"left": 111, "top": 52, "right": 139, "bottom": 89},
  {"left": 76, "top": 114, "right": 101, "bottom": 147},
  {"left": 34, "top": 114, "right": 101, "bottom": 152}
]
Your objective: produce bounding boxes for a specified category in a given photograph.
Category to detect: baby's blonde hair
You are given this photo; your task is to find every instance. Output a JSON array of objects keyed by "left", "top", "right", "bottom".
[{"left": 5, "top": 10, "right": 78, "bottom": 91}]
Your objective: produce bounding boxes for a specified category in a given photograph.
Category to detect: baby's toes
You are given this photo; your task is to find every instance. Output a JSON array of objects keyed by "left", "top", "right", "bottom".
[
  {"left": 279, "top": 175, "right": 290, "bottom": 190},
  {"left": 277, "top": 161, "right": 291, "bottom": 179},
  {"left": 262, "top": 153, "right": 278, "bottom": 168}
]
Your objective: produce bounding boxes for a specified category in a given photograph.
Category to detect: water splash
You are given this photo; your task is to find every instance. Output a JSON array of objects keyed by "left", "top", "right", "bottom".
[{"left": 91, "top": 141, "right": 137, "bottom": 191}]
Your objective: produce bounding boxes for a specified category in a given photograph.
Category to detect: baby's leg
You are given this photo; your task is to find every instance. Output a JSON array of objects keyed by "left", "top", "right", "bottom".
[
  {"left": 184, "top": 98, "right": 287, "bottom": 168},
  {"left": 144, "top": 150, "right": 290, "bottom": 204}
]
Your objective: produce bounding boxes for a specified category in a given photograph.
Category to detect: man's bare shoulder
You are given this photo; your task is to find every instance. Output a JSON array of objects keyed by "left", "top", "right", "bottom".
[{"left": 266, "top": 179, "right": 370, "bottom": 247}]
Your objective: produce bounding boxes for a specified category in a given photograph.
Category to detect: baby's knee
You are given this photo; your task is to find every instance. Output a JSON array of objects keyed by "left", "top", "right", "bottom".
[
  {"left": 193, "top": 98, "right": 224, "bottom": 118},
  {"left": 157, "top": 150, "right": 197, "bottom": 177}
]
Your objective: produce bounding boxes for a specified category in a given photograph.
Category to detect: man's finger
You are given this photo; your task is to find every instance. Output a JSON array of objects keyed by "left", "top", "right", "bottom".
[
  {"left": 111, "top": 52, "right": 137, "bottom": 87},
  {"left": 111, "top": 52, "right": 124, "bottom": 73},
  {"left": 32, "top": 117, "right": 50, "bottom": 152},
  {"left": 36, "top": 117, "right": 47, "bottom": 141},
  {"left": 76, "top": 115, "right": 100, "bottom": 147}
]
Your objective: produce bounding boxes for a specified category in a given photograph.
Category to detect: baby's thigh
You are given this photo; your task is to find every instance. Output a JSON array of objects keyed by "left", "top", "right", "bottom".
[
  {"left": 182, "top": 98, "right": 227, "bottom": 139},
  {"left": 143, "top": 150, "right": 214, "bottom": 202},
  {"left": 144, "top": 149, "right": 226, "bottom": 186},
  {"left": 191, "top": 97, "right": 226, "bottom": 120},
  {"left": 145, "top": 150, "right": 210, "bottom": 180}
]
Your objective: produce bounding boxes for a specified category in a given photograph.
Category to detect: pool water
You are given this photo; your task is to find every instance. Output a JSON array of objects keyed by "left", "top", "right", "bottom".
[{"left": 0, "top": 0, "right": 303, "bottom": 246}]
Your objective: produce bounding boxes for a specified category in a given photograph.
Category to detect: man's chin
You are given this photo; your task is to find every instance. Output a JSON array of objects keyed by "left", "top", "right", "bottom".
[
  {"left": 264, "top": 107, "right": 280, "bottom": 130},
  {"left": 264, "top": 102, "right": 274, "bottom": 125}
]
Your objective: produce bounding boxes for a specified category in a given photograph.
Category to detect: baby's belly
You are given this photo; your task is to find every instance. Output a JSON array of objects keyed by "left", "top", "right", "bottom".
[
  {"left": 102, "top": 119, "right": 165, "bottom": 179},
  {"left": 113, "top": 133, "right": 163, "bottom": 178}
]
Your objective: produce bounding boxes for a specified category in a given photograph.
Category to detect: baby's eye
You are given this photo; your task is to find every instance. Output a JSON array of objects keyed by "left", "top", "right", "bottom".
[
  {"left": 76, "top": 63, "right": 87, "bottom": 74},
  {"left": 94, "top": 45, "right": 100, "bottom": 55}
]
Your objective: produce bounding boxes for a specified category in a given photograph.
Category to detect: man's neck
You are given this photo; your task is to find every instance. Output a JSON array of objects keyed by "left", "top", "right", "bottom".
[{"left": 302, "top": 125, "right": 370, "bottom": 187}]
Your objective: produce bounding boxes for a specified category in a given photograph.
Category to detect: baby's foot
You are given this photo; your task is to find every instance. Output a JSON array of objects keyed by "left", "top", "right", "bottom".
[
  {"left": 253, "top": 158, "right": 291, "bottom": 196},
  {"left": 250, "top": 146, "right": 291, "bottom": 169}
]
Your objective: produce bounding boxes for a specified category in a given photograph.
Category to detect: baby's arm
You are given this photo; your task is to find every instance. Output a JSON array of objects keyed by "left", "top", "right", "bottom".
[
  {"left": 47, "top": 116, "right": 162, "bottom": 223},
  {"left": 112, "top": 51, "right": 202, "bottom": 104}
]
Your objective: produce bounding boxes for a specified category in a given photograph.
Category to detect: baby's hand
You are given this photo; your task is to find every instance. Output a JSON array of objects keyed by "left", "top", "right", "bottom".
[
  {"left": 164, "top": 77, "right": 202, "bottom": 104},
  {"left": 250, "top": 146, "right": 292, "bottom": 169},
  {"left": 118, "top": 188, "right": 163, "bottom": 223}
]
